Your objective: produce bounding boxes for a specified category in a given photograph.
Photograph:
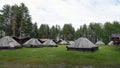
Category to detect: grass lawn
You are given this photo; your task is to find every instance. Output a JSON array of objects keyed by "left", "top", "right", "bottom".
[{"left": 0, "top": 45, "right": 120, "bottom": 68}]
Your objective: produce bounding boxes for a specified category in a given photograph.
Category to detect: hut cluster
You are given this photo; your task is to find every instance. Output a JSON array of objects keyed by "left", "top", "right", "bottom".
[
  {"left": 67, "top": 37, "right": 114, "bottom": 51},
  {"left": 0, "top": 36, "right": 114, "bottom": 51},
  {"left": 0, "top": 36, "right": 58, "bottom": 49}
]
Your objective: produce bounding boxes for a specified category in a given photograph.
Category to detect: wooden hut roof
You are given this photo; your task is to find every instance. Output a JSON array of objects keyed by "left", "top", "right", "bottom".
[
  {"left": 23, "top": 38, "right": 42, "bottom": 46},
  {"left": 108, "top": 41, "right": 113, "bottom": 45},
  {"left": 0, "top": 36, "right": 21, "bottom": 47},
  {"left": 95, "top": 41, "right": 105, "bottom": 45},
  {"left": 112, "top": 34, "right": 120, "bottom": 38},
  {"left": 60, "top": 40, "right": 68, "bottom": 44},
  {"left": 68, "top": 41, "right": 74, "bottom": 45},
  {"left": 43, "top": 39, "right": 57, "bottom": 46},
  {"left": 68, "top": 37, "right": 97, "bottom": 48}
]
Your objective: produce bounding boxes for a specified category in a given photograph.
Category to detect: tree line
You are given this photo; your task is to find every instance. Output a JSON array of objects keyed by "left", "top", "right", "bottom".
[
  {"left": 0, "top": 3, "right": 120, "bottom": 44},
  {"left": 75, "top": 22, "right": 120, "bottom": 44}
]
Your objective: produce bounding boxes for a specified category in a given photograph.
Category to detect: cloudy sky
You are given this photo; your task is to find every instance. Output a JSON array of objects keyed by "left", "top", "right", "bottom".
[{"left": 1, "top": 0, "right": 120, "bottom": 29}]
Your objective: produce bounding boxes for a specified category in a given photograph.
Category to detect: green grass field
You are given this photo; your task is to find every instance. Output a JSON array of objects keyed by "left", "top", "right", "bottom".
[{"left": 0, "top": 45, "right": 120, "bottom": 68}]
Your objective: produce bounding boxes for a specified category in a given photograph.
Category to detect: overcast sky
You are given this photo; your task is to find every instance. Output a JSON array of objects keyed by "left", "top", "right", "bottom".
[{"left": 1, "top": 0, "right": 120, "bottom": 29}]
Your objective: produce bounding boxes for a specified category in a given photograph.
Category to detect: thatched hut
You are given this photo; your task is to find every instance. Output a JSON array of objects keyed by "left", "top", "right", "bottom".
[
  {"left": 66, "top": 37, "right": 98, "bottom": 51},
  {"left": 95, "top": 41, "right": 105, "bottom": 45},
  {"left": 43, "top": 39, "right": 57, "bottom": 47},
  {"left": 0, "top": 36, "right": 21, "bottom": 49},
  {"left": 23, "top": 38, "right": 42, "bottom": 48}
]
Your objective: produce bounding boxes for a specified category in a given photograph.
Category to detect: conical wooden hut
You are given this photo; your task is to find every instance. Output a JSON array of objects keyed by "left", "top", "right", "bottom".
[
  {"left": 60, "top": 40, "right": 68, "bottom": 45},
  {"left": 43, "top": 39, "right": 57, "bottom": 47},
  {"left": 66, "top": 37, "right": 98, "bottom": 51},
  {"left": 0, "top": 36, "right": 21, "bottom": 49},
  {"left": 23, "top": 38, "right": 42, "bottom": 48},
  {"left": 68, "top": 41, "right": 74, "bottom": 45},
  {"left": 95, "top": 41, "right": 105, "bottom": 45}
]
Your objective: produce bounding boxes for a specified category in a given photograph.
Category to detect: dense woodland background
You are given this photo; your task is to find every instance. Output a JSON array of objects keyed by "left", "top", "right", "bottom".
[{"left": 0, "top": 3, "right": 120, "bottom": 44}]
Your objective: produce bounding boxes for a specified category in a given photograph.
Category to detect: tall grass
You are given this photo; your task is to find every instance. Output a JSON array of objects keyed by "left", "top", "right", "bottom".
[{"left": 0, "top": 45, "right": 120, "bottom": 68}]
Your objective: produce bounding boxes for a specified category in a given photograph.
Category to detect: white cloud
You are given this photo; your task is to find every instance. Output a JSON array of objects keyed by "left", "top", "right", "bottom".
[{"left": 0, "top": 0, "right": 120, "bottom": 29}]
